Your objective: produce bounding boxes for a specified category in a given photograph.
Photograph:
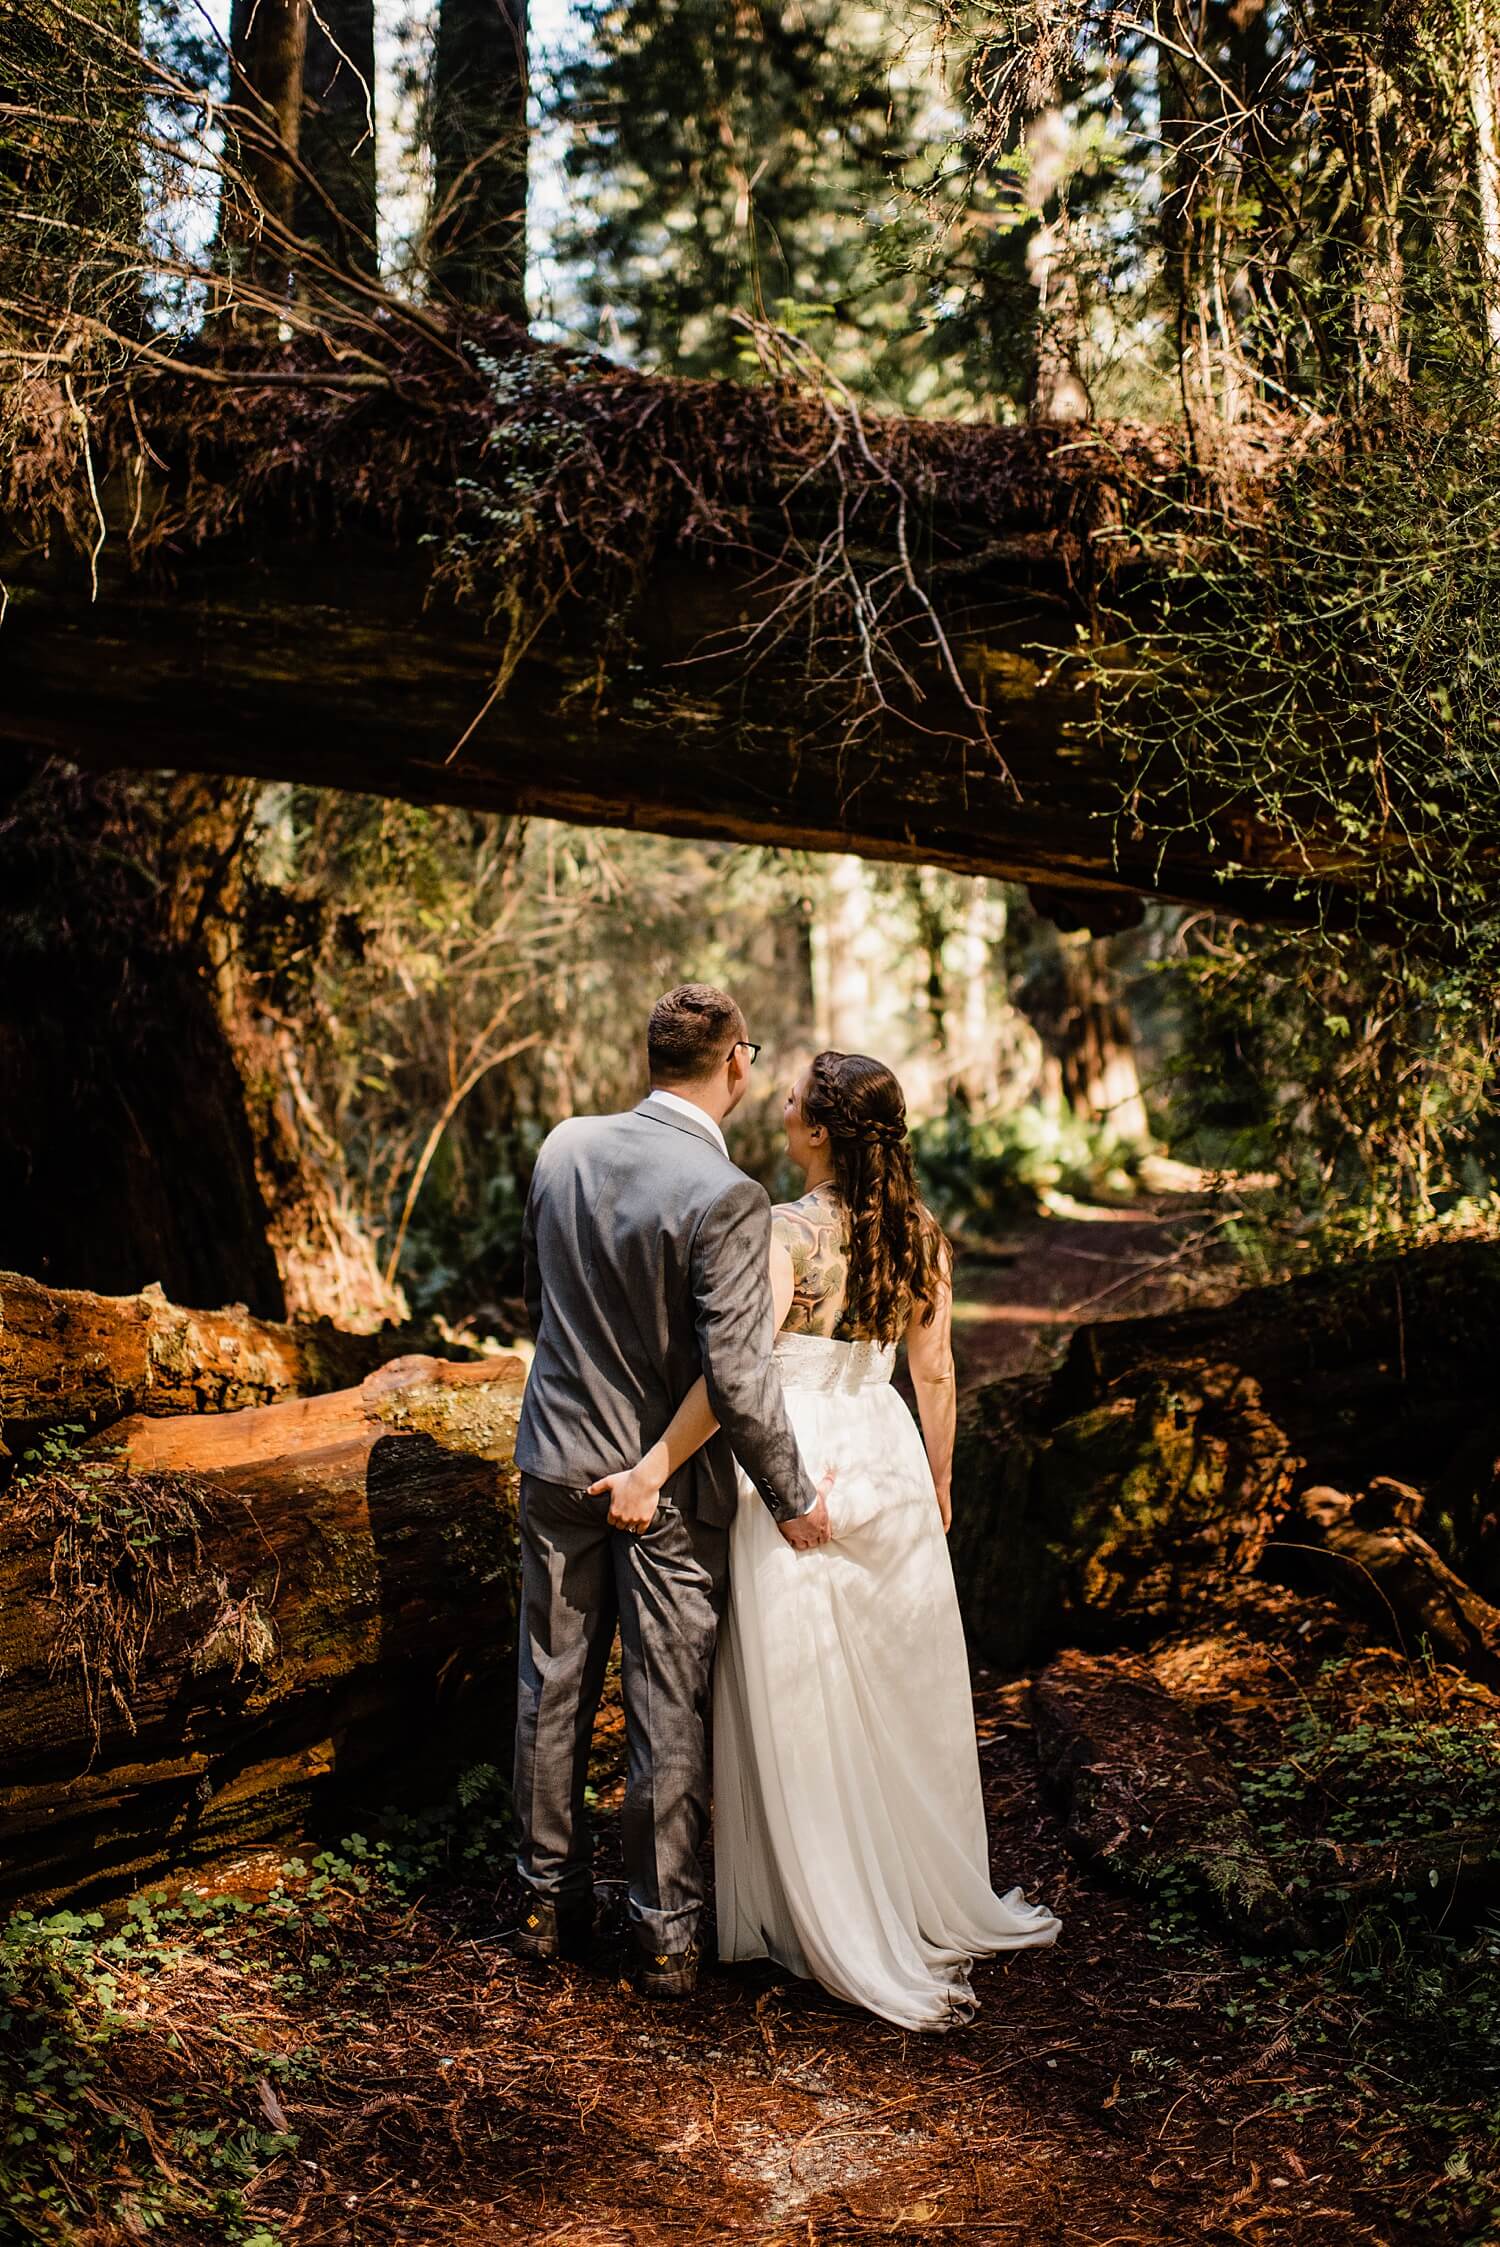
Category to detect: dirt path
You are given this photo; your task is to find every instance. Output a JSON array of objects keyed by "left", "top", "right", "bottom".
[{"left": 947, "top": 1194, "right": 1235, "bottom": 1389}]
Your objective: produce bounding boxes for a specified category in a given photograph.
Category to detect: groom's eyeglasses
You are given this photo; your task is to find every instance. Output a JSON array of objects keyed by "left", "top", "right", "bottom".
[{"left": 733, "top": 1040, "right": 763, "bottom": 1065}]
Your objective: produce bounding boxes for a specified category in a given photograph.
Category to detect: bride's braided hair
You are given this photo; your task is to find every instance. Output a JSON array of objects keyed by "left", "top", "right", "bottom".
[{"left": 802, "top": 1051, "right": 948, "bottom": 1345}]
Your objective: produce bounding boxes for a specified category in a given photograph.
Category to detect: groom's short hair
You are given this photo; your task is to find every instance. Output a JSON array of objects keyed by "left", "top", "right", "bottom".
[{"left": 648, "top": 984, "right": 746, "bottom": 1084}]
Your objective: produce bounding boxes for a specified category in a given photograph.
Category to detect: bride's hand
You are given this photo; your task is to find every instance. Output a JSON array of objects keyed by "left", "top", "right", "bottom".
[
  {"left": 934, "top": 1479, "right": 952, "bottom": 1535},
  {"left": 587, "top": 1462, "right": 663, "bottom": 1535}
]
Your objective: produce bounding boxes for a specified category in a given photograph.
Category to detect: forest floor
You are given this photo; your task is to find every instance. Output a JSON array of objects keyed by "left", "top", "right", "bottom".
[
  {"left": 3, "top": 1201, "right": 1496, "bottom": 2247},
  {"left": 946, "top": 1189, "right": 1239, "bottom": 1389}
]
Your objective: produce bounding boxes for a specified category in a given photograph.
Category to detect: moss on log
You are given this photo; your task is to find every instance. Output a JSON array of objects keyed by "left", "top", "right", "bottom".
[
  {"left": 0, "top": 1356, "right": 524, "bottom": 1906},
  {"left": 950, "top": 1360, "right": 1295, "bottom": 1667},
  {"left": 0, "top": 1269, "right": 480, "bottom": 1469},
  {"left": 951, "top": 1241, "right": 1500, "bottom": 1670}
]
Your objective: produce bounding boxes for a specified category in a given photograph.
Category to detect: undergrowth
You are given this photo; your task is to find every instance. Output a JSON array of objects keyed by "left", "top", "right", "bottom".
[
  {"left": 0, "top": 1772, "right": 511, "bottom": 2246},
  {"left": 1144, "top": 1654, "right": 1500, "bottom": 2245},
  {"left": 913, "top": 1101, "right": 1146, "bottom": 1236}
]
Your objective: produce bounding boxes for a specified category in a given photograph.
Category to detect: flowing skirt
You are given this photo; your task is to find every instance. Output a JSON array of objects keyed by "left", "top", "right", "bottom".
[{"left": 715, "top": 1349, "right": 1060, "bottom": 2030}]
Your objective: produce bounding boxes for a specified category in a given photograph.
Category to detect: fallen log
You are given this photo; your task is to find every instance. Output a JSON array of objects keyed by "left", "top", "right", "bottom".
[
  {"left": 1029, "top": 1647, "right": 1300, "bottom": 1943},
  {"left": 1, "top": 336, "right": 1440, "bottom": 932},
  {"left": 950, "top": 1360, "right": 1296, "bottom": 1666},
  {"left": 1309, "top": 1824, "right": 1500, "bottom": 1911},
  {"left": 0, "top": 1354, "right": 524, "bottom": 1907},
  {"left": 0, "top": 1268, "right": 480, "bottom": 1469},
  {"left": 1267, "top": 1480, "right": 1500, "bottom": 1689},
  {"left": 951, "top": 1240, "right": 1500, "bottom": 1669}
]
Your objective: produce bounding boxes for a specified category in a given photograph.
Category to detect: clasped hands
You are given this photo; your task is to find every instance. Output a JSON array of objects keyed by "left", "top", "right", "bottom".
[{"left": 587, "top": 1461, "right": 836, "bottom": 1548}]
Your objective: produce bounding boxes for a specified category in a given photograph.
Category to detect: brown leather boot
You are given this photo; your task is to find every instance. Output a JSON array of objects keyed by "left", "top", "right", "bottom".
[
  {"left": 634, "top": 1937, "right": 701, "bottom": 2000},
  {"left": 513, "top": 1896, "right": 594, "bottom": 1962}
]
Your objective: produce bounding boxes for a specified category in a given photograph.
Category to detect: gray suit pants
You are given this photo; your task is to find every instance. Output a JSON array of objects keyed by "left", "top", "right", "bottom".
[{"left": 514, "top": 1475, "right": 730, "bottom": 1954}]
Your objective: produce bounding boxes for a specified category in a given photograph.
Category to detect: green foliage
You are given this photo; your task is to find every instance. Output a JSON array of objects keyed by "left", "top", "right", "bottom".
[
  {"left": 1139, "top": 1654, "right": 1500, "bottom": 2240},
  {"left": 914, "top": 1100, "right": 1143, "bottom": 1235},
  {"left": 0, "top": 1894, "right": 301, "bottom": 2243},
  {"left": 1158, "top": 921, "right": 1500, "bottom": 1264},
  {"left": 548, "top": 0, "right": 954, "bottom": 408},
  {"left": 0, "top": 1769, "right": 513, "bottom": 2244},
  {"left": 1236, "top": 1659, "right": 1500, "bottom": 1864}
]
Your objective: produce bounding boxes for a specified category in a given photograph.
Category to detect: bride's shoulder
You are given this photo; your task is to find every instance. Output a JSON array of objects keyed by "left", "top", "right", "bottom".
[{"left": 771, "top": 1186, "right": 842, "bottom": 1241}]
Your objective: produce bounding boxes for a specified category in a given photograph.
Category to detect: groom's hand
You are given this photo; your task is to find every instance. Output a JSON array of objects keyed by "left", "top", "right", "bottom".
[
  {"left": 587, "top": 1464, "right": 662, "bottom": 1535},
  {"left": 778, "top": 1468, "right": 835, "bottom": 1551}
]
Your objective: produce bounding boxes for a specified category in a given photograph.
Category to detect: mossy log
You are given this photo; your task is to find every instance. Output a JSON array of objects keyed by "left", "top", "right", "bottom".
[
  {"left": 1269, "top": 1480, "right": 1500, "bottom": 1688},
  {"left": 0, "top": 1356, "right": 524, "bottom": 1907},
  {"left": 0, "top": 1268, "right": 479, "bottom": 1469},
  {"left": 0, "top": 341, "right": 1429, "bottom": 931},
  {"left": 950, "top": 1359, "right": 1296, "bottom": 1667},
  {"left": 950, "top": 1240, "right": 1500, "bottom": 1670},
  {"left": 1030, "top": 1647, "right": 1300, "bottom": 1943}
]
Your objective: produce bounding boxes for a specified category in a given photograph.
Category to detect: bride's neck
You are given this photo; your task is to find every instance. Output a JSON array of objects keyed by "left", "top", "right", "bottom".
[{"left": 801, "top": 1151, "right": 838, "bottom": 1195}]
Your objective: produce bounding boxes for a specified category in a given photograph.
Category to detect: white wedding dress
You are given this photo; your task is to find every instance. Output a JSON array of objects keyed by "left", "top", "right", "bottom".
[{"left": 714, "top": 1328, "right": 1061, "bottom": 2031}]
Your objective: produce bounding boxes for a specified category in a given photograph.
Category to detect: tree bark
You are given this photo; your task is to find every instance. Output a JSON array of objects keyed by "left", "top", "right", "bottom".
[
  {"left": 0, "top": 1355, "right": 523, "bottom": 1906},
  {"left": 1024, "top": 101, "right": 1092, "bottom": 423},
  {"left": 1468, "top": 1, "right": 1500, "bottom": 364},
  {"left": 0, "top": 1268, "right": 472, "bottom": 1468},
  {"left": 1019, "top": 923, "right": 1150, "bottom": 1144},
  {"left": 222, "top": 0, "right": 310, "bottom": 327},
  {"left": 296, "top": 0, "right": 379, "bottom": 281},
  {"left": 429, "top": 0, "right": 529, "bottom": 318},
  {"left": 0, "top": 762, "right": 287, "bottom": 1323}
]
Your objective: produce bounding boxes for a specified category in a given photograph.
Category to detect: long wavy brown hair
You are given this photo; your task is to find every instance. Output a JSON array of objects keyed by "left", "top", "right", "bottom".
[{"left": 800, "top": 1051, "right": 948, "bottom": 1345}]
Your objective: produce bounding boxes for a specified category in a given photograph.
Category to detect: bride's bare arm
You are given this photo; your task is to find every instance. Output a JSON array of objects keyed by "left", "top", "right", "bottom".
[
  {"left": 905, "top": 1250, "right": 956, "bottom": 1532},
  {"left": 589, "top": 1240, "right": 797, "bottom": 1529}
]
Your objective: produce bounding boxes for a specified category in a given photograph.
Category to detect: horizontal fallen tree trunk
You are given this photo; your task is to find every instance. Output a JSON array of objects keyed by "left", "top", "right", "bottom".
[
  {"left": 1308, "top": 1823, "right": 1500, "bottom": 1910},
  {"left": 0, "top": 1268, "right": 480, "bottom": 1468},
  {"left": 1030, "top": 1647, "right": 1301, "bottom": 1943},
  {"left": 0, "top": 337, "right": 1440, "bottom": 931},
  {"left": 1268, "top": 1480, "right": 1500, "bottom": 1689},
  {"left": 0, "top": 1355, "right": 523, "bottom": 1907}
]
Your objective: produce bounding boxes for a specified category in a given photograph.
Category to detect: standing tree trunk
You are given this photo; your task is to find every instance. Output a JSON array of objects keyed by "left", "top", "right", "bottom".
[
  {"left": 429, "top": 0, "right": 529, "bottom": 319},
  {"left": 1468, "top": 0, "right": 1500, "bottom": 363},
  {"left": 1024, "top": 100, "right": 1092, "bottom": 422},
  {"left": 221, "top": 0, "right": 309, "bottom": 329},
  {"left": 1021, "top": 920, "right": 1150, "bottom": 1146},
  {"left": 296, "top": 0, "right": 379, "bottom": 281},
  {"left": 0, "top": 761, "right": 286, "bottom": 1320},
  {"left": 152, "top": 774, "right": 404, "bottom": 1328}
]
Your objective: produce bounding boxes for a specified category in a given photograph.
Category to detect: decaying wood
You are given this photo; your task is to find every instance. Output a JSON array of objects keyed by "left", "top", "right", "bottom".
[
  {"left": 0, "top": 1268, "right": 477, "bottom": 1466},
  {"left": 1271, "top": 1479, "right": 1500, "bottom": 1689},
  {"left": 1311, "top": 1822, "right": 1500, "bottom": 1910},
  {"left": 1030, "top": 1647, "right": 1300, "bottom": 1942},
  {"left": 0, "top": 1354, "right": 524, "bottom": 1905},
  {"left": 951, "top": 1358, "right": 1297, "bottom": 1667},
  {"left": 953, "top": 1240, "right": 1500, "bottom": 1669}
]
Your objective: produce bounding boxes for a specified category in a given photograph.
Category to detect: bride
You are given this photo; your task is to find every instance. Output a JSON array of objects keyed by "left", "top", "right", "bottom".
[{"left": 598, "top": 1049, "right": 1060, "bottom": 2030}]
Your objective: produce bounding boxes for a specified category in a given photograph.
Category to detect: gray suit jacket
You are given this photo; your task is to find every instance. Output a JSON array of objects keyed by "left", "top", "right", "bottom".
[{"left": 515, "top": 1099, "right": 815, "bottom": 1527}]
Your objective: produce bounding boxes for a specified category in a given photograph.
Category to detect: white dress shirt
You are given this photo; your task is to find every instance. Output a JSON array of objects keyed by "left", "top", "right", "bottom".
[{"left": 644, "top": 1088, "right": 729, "bottom": 1158}]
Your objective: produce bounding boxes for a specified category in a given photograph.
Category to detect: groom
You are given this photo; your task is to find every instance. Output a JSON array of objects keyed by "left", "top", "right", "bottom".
[{"left": 512, "top": 983, "right": 830, "bottom": 1997}]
